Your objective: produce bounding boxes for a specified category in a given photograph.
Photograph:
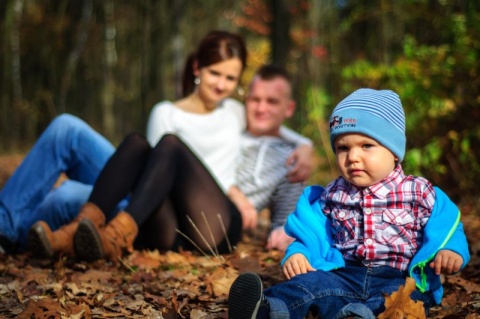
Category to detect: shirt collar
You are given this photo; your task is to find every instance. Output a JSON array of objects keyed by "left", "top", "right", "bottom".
[{"left": 343, "top": 165, "right": 405, "bottom": 199}]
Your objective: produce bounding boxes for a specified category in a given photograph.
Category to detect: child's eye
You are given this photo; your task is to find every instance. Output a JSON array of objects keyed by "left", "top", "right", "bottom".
[
  {"left": 336, "top": 145, "right": 348, "bottom": 151},
  {"left": 363, "top": 144, "right": 374, "bottom": 149}
]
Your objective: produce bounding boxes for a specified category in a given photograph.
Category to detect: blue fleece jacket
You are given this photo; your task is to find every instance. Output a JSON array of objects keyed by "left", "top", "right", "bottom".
[{"left": 282, "top": 185, "right": 470, "bottom": 304}]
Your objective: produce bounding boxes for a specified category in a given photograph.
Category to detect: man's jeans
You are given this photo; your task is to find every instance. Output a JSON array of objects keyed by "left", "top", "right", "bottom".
[
  {"left": 264, "top": 263, "right": 435, "bottom": 319},
  {"left": 0, "top": 114, "right": 115, "bottom": 251}
]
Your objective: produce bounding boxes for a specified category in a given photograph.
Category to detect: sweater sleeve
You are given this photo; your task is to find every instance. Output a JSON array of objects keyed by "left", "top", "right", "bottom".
[
  {"left": 269, "top": 177, "right": 305, "bottom": 230},
  {"left": 279, "top": 126, "right": 313, "bottom": 147}
]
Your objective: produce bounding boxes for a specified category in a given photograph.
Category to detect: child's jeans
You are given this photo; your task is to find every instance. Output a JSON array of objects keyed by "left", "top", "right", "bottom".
[{"left": 264, "top": 262, "right": 435, "bottom": 319}]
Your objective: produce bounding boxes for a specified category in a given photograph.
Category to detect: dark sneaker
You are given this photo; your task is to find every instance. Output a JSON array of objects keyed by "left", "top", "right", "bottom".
[{"left": 228, "top": 272, "right": 270, "bottom": 319}]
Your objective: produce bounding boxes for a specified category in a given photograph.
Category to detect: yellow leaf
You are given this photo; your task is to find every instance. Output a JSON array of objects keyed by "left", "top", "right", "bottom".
[{"left": 378, "top": 277, "right": 426, "bottom": 319}]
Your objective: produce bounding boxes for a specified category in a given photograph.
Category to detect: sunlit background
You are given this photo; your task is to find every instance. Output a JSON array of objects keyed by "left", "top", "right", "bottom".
[{"left": 1, "top": 0, "right": 480, "bottom": 202}]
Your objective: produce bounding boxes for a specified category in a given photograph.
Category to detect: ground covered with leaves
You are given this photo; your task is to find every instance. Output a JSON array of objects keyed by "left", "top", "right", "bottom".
[{"left": 1, "top": 155, "right": 480, "bottom": 318}]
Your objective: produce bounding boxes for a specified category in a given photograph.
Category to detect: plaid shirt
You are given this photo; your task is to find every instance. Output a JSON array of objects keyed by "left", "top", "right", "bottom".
[{"left": 321, "top": 165, "right": 435, "bottom": 271}]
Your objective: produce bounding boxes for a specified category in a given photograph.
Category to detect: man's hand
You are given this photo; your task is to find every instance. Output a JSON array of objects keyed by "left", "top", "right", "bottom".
[
  {"left": 266, "top": 227, "right": 294, "bottom": 252},
  {"left": 286, "top": 144, "right": 313, "bottom": 183},
  {"left": 429, "top": 249, "right": 463, "bottom": 275},
  {"left": 282, "top": 253, "right": 316, "bottom": 279},
  {"left": 228, "top": 186, "right": 258, "bottom": 230}
]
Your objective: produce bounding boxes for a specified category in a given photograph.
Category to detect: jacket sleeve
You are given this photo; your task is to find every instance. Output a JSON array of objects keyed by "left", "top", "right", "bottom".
[
  {"left": 281, "top": 186, "right": 344, "bottom": 270},
  {"left": 408, "top": 186, "right": 470, "bottom": 304},
  {"left": 430, "top": 187, "right": 470, "bottom": 269},
  {"left": 442, "top": 220, "right": 470, "bottom": 268}
]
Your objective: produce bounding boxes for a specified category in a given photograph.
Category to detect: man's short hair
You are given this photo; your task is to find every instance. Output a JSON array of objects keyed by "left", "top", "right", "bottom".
[{"left": 255, "top": 65, "right": 292, "bottom": 84}]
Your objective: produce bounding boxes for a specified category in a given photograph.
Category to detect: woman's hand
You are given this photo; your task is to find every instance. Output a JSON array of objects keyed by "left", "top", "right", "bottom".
[
  {"left": 429, "top": 249, "right": 463, "bottom": 275},
  {"left": 286, "top": 144, "right": 313, "bottom": 183},
  {"left": 266, "top": 227, "right": 294, "bottom": 252},
  {"left": 282, "top": 253, "right": 316, "bottom": 279},
  {"left": 228, "top": 186, "right": 258, "bottom": 230}
]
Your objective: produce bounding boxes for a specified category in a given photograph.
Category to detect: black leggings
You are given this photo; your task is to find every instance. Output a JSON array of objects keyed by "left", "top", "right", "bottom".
[{"left": 88, "top": 133, "right": 242, "bottom": 254}]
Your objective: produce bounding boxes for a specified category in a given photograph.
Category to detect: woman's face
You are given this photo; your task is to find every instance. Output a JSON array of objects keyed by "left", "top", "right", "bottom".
[{"left": 195, "top": 58, "right": 243, "bottom": 107}]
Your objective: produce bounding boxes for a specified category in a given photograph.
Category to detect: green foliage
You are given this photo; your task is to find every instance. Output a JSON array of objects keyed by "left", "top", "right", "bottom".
[
  {"left": 337, "top": 10, "right": 480, "bottom": 200},
  {"left": 303, "top": 86, "right": 338, "bottom": 185}
]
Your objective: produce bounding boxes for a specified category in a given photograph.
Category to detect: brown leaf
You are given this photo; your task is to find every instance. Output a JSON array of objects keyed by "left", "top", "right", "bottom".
[
  {"left": 378, "top": 277, "right": 426, "bottom": 319},
  {"left": 205, "top": 266, "right": 238, "bottom": 297},
  {"left": 446, "top": 274, "right": 480, "bottom": 294}
]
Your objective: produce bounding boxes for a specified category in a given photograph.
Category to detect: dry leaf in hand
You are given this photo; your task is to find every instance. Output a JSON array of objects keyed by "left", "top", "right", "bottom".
[{"left": 378, "top": 277, "right": 426, "bottom": 319}]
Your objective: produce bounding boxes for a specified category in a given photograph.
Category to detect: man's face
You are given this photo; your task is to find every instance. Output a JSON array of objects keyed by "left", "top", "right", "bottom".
[{"left": 246, "top": 77, "right": 295, "bottom": 136}]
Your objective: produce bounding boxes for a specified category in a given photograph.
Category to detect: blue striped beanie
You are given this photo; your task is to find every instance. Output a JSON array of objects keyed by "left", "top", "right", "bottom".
[{"left": 329, "top": 88, "right": 406, "bottom": 161}]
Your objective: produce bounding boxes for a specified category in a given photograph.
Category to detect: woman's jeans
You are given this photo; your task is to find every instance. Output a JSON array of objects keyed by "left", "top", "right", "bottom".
[
  {"left": 0, "top": 114, "right": 115, "bottom": 251},
  {"left": 264, "top": 263, "right": 435, "bottom": 319}
]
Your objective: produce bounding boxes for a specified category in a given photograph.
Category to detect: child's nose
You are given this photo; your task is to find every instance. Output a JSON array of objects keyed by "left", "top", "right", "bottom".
[{"left": 347, "top": 149, "right": 360, "bottom": 162}]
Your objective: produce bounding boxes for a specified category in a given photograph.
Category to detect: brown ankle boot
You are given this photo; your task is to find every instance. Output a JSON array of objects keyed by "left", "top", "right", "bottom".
[
  {"left": 28, "top": 203, "right": 105, "bottom": 257},
  {"left": 74, "top": 211, "right": 138, "bottom": 261}
]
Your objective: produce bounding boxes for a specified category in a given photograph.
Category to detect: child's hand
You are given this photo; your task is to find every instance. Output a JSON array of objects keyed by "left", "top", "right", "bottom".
[
  {"left": 429, "top": 249, "right": 463, "bottom": 275},
  {"left": 282, "top": 253, "right": 316, "bottom": 279}
]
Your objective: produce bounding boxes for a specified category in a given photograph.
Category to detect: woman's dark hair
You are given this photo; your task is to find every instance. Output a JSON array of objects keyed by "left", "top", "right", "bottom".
[{"left": 182, "top": 30, "right": 247, "bottom": 97}]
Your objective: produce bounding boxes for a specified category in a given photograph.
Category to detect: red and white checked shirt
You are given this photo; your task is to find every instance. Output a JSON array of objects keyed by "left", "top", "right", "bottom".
[{"left": 321, "top": 165, "right": 435, "bottom": 271}]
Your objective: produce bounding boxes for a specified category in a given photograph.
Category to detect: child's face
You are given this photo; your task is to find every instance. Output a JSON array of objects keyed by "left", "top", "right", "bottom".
[{"left": 334, "top": 133, "right": 398, "bottom": 187}]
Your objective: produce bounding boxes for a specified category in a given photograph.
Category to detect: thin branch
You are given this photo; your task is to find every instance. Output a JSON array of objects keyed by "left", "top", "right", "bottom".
[
  {"left": 175, "top": 228, "right": 210, "bottom": 259},
  {"left": 186, "top": 215, "right": 218, "bottom": 258},
  {"left": 118, "top": 256, "right": 136, "bottom": 272},
  {"left": 217, "top": 214, "right": 233, "bottom": 253},
  {"left": 201, "top": 211, "right": 220, "bottom": 257}
]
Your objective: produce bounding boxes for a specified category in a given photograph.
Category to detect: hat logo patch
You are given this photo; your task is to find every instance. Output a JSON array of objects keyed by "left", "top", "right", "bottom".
[
  {"left": 330, "top": 116, "right": 357, "bottom": 130},
  {"left": 330, "top": 116, "right": 342, "bottom": 128}
]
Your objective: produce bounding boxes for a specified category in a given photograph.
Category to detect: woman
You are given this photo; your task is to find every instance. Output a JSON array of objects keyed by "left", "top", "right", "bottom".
[{"left": 29, "top": 31, "right": 308, "bottom": 260}]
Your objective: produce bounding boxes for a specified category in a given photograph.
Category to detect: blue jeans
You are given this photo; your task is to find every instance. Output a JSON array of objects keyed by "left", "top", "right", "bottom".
[
  {"left": 264, "top": 263, "right": 435, "bottom": 319},
  {"left": 0, "top": 114, "right": 115, "bottom": 251}
]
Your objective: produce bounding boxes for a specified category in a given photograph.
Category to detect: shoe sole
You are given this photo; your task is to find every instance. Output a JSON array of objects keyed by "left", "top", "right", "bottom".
[
  {"left": 74, "top": 219, "right": 104, "bottom": 261},
  {"left": 228, "top": 272, "right": 264, "bottom": 319},
  {"left": 27, "top": 223, "right": 54, "bottom": 258}
]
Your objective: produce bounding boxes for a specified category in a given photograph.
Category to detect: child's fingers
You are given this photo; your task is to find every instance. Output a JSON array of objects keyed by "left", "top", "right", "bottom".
[
  {"left": 283, "top": 261, "right": 299, "bottom": 279},
  {"left": 431, "top": 251, "right": 464, "bottom": 275},
  {"left": 434, "top": 255, "right": 443, "bottom": 275},
  {"left": 445, "top": 257, "right": 462, "bottom": 274},
  {"left": 283, "top": 259, "right": 309, "bottom": 279}
]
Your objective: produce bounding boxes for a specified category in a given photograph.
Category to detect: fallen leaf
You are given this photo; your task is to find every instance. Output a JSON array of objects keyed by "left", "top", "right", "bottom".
[{"left": 378, "top": 277, "right": 426, "bottom": 319}]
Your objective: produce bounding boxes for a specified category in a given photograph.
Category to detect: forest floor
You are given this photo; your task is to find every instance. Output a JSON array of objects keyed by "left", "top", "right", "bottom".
[{"left": 0, "top": 154, "right": 480, "bottom": 319}]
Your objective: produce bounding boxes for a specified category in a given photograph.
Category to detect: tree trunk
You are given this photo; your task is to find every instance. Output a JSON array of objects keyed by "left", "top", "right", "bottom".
[
  {"left": 101, "top": 0, "right": 117, "bottom": 139},
  {"left": 3, "top": 0, "right": 24, "bottom": 149},
  {"left": 269, "top": 0, "right": 290, "bottom": 67},
  {"left": 11, "top": 0, "right": 23, "bottom": 105},
  {"left": 58, "top": 0, "right": 92, "bottom": 113}
]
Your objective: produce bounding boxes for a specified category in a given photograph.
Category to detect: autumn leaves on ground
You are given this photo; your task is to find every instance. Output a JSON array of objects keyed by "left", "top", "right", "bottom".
[{"left": 0, "top": 155, "right": 479, "bottom": 319}]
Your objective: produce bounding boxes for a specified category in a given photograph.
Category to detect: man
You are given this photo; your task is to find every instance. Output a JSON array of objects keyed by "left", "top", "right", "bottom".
[
  {"left": 0, "top": 65, "right": 311, "bottom": 255},
  {"left": 230, "top": 65, "right": 310, "bottom": 251}
]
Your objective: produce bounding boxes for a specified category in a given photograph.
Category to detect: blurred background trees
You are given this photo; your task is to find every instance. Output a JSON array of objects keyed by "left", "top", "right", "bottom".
[{"left": 1, "top": 0, "right": 479, "bottom": 202}]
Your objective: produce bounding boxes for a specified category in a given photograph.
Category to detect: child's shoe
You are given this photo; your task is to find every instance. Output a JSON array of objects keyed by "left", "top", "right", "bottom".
[{"left": 228, "top": 272, "right": 270, "bottom": 319}]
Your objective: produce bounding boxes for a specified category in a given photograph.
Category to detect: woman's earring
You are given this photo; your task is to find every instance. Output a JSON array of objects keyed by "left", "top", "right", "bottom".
[
  {"left": 236, "top": 86, "right": 244, "bottom": 96},
  {"left": 194, "top": 77, "right": 200, "bottom": 85}
]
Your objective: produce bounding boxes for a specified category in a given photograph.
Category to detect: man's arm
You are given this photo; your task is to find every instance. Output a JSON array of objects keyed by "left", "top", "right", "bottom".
[
  {"left": 279, "top": 126, "right": 313, "bottom": 183},
  {"left": 228, "top": 185, "right": 258, "bottom": 230},
  {"left": 266, "top": 177, "right": 305, "bottom": 251}
]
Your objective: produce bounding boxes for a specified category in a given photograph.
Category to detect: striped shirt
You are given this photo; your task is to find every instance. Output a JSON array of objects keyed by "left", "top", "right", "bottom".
[
  {"left": 321, "top": 165, "right": 435, "bottom": 271},
  {"left": 236, "top": 133, "right": 305, "bottom": 230}
]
